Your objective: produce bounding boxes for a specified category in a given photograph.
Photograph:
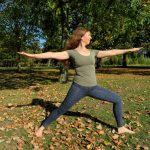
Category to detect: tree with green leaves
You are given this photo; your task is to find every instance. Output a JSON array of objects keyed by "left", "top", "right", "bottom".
[
  {"left": 0, "top": 0, "right": 42, "bottom": 69},
  {"left": 0, "top": 0, "right": 149, "bottom": 72}
]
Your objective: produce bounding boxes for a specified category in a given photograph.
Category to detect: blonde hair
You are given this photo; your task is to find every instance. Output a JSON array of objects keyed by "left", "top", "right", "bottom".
[{"left": 64, "top": 27, "right": 90, "bottom": 50}]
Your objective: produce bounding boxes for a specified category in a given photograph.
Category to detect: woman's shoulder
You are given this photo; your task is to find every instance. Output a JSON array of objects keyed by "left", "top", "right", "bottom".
[
  {"left": 66, "top": 49, "right": 76, "bottom": 56},
  {"left": 90, "top": 49, "right": 100, "bottom": 55},
  {"left": 66, "top": 49, "right": 75, "bottom": 53}
]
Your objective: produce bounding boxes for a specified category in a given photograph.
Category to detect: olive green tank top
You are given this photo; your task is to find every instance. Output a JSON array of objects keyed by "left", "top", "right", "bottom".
[{"left": 67, "top": 49, "right": 99, "bottom": 87}]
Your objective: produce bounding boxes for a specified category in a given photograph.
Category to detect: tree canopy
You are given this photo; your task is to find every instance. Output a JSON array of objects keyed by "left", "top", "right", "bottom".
[{"left": 0, "top": 0, "right": 149, "bottom": 67}]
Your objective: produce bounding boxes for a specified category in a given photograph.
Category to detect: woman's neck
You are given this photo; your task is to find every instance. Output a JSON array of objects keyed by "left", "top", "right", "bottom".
[
  {"left": 76, "top": 43, "right": 88, "bottom": 51},
  {"left": 75, "top": 44, "right": 90, "bottom": 56}
]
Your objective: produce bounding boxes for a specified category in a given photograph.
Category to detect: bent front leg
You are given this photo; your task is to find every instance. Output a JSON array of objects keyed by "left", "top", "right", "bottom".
[{"left": 42, "top": 83, "right": 87, "bottom": 128}]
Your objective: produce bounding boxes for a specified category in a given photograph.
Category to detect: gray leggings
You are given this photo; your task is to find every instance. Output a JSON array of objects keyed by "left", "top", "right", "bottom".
[{"left": 42, "top": 82, "right": 123, "bottom": 128}]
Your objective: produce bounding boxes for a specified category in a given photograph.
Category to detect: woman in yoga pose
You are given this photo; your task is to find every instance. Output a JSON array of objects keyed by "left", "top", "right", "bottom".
[{"left": 18, "top": 27, "right": 141, "bottom": 137}]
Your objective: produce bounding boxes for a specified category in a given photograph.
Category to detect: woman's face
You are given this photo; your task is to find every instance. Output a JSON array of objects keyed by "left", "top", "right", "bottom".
[{"left": 81, "top": 31, "right": 92, "bottom": 45}]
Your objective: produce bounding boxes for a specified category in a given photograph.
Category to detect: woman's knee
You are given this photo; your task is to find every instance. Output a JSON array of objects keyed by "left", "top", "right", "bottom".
[
  {"left": 57, "top": 105, "right": 69, "bottom": 115},
  {"left": 113, "top": 94, "right": 122, "bottom": 105}
]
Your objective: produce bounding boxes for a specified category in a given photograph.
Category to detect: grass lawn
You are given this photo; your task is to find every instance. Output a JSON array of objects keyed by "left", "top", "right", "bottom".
[{"left": 0, "top": 68, "right": 149, "bottom": 150}]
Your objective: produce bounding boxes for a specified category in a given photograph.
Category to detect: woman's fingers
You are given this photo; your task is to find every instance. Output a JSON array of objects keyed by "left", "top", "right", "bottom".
[
  {"left": 132, "top": 47, "right": 143, "bottom": 52},
  {"left": 17, "top": 51, "right": 26, "bottom": 55}
]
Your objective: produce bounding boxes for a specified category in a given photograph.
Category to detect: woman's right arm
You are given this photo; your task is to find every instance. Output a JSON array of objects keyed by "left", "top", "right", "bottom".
[{"left": 17, "top": 51, "right": 69, "bottom": 60}]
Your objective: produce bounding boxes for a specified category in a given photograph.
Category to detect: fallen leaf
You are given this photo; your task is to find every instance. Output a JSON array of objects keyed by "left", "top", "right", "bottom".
[
  {"left": 12, "top": 136, "right": 25, "bottom": 149},
  {"left": 8, "top": 103, "right": 13, "bottom": 107},
  {"left": 87, "top": 143, "right": 93, "bottom": 150},
  {"left": 135, "top": 145, "right": 149, "bottom": 150},
  {"left": 0, "top": 127, "right": 5, "bottom": 131},
  {"left": 0, "top": 117, "right": 5, "bottom": 121},
  {"left": 86, "top": 123, "right": 93, "bottom": 130},
  {"left": 86, "top": 119, "right": 92, "bottom": 123},
  {"left": 96, "top": 124, "right": 102, "bottom": 130},
  {"left": 85, "top": 134, "right": 96, "bottom": 144},
  {"left": 99, "top": 138, "right": 104, "bottom": 143},
  {"left": 112, "top": 134, "right": 119, "bottom": 140},
  {"left": 95, "top": 147, "right": 103, "bottom": 150},
  {"left": 77, "top": 128, "right": 84, "bottom": 131},
  {"left": 44, "top": 129, "right": 52, "bottom": 135},
  {"left": 49, "top": 146, "right": 55, "bottom": 150},
  {"left": 113, "top": 139, "right": 124, "bottom": 146},
  {"left": 104, "top": 141, "right": 111, "bottom": 146},
  {"left": 0, "top": 139, "right": 5, "bottom": 143},
  {"left": 57, "top": 116, "right": 65, "bottom": 125},
  {"left": 51, "top": 137, "right": 59, "bottom": 142},
  {"left": 112, "top": 129, "right": 116, "bottom": 133},
  {"left": 97, "top": 130, "right": 105, "bottom": 135}
]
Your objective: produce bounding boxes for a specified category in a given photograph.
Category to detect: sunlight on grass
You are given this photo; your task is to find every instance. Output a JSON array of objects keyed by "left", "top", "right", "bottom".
[{"left": 0, "top": 69, "right": 149, "bottom": 149}]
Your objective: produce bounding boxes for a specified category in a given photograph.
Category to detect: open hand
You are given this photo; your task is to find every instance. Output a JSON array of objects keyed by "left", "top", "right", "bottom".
[
  {"left": 17, "top": 51, "right": 27, "bottom": 55},
  {"left": 17, "top": 51, "right": 30, "bottom": 57},
  {"left": 130, "top": 47, "right": 143, "bottom": 52}
]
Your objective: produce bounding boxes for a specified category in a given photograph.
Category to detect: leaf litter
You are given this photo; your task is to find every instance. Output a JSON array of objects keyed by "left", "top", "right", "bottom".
[{"left": 0, "top": 70, "right": 149, "bottom": 149}]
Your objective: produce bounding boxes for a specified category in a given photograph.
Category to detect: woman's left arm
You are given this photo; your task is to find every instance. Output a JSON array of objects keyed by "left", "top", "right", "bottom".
[{"left": 97, "top": 47, "right": 142, "bottom": 58}]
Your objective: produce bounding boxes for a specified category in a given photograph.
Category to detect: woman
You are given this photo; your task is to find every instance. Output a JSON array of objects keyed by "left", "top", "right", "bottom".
[{"left": 18, "top": 27, "right": 141, "bottom": 137}]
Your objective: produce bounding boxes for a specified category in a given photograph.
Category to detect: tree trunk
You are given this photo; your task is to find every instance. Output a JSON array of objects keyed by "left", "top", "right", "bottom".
[
  {"left": 122, "top": 54, "right": 127, "bottom": 68},
  {"left": 96, "top": 58, "right": 102, "bottom": 69},
  {"left": 59, "top": 62, "right": 69, "bottom": 83},
  {"left": 58, "top": 0, "right": 69, "bottom": 83},
  {"left": 17, "top": 47, "right": 22, "bottom": 72}
]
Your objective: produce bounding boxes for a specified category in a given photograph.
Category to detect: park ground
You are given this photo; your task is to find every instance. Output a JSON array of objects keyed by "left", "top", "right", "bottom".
[{"left": 0, "top": 68, "right": 149, "bottom": 150}]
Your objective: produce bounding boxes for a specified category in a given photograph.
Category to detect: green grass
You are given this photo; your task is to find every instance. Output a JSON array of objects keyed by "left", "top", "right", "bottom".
[{"left": 0, "top": 68, "right": 150, "bottom": 150}]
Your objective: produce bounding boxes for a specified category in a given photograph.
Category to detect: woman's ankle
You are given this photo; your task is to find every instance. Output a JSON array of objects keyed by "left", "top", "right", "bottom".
[{"left": 39, "top": 126, "right": 45, "bottom": 130}]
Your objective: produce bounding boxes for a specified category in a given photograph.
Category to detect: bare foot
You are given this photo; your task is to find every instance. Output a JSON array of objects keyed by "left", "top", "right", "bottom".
[
  {"left": 118, "top": 126, "right": 135, "bottom": 134},
  {"left": 35, "top": 126, "right": 45, "bottom": 137}
]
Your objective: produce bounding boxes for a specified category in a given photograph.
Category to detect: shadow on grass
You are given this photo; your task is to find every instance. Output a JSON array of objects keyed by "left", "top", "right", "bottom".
[
  {"left": 6, "top": 98, "right": 115, "bottom": 130},
  {"left": 96, "top": 66, "right": 150, "bottom": 76},
  {"left": 1, "top": 66, "right": 149, "bottom": 90},
  {"left": 0, "top": 70, "right": 72, "bottom": 90}
]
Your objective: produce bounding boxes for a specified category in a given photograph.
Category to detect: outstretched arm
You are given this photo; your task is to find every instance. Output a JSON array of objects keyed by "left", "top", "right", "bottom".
[
  {"left": 17, "top": 51, "right": 69, "bottom": 60},
  {"left": 96, "top": 47, "right": 142, "bottom": 58}
]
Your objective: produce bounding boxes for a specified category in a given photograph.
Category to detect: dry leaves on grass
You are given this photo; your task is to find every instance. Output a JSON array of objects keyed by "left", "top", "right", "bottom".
[
  {"left": 12, "top": 136, "right": 25, "bottom": 150},
  {"left": 135, "top": 145, "right": 149, "bottom": 150}
]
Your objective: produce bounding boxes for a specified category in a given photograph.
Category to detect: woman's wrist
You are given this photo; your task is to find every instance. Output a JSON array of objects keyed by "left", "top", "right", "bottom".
[{"left": 25, "top": 53, "right": 36, "bottom": 58}]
